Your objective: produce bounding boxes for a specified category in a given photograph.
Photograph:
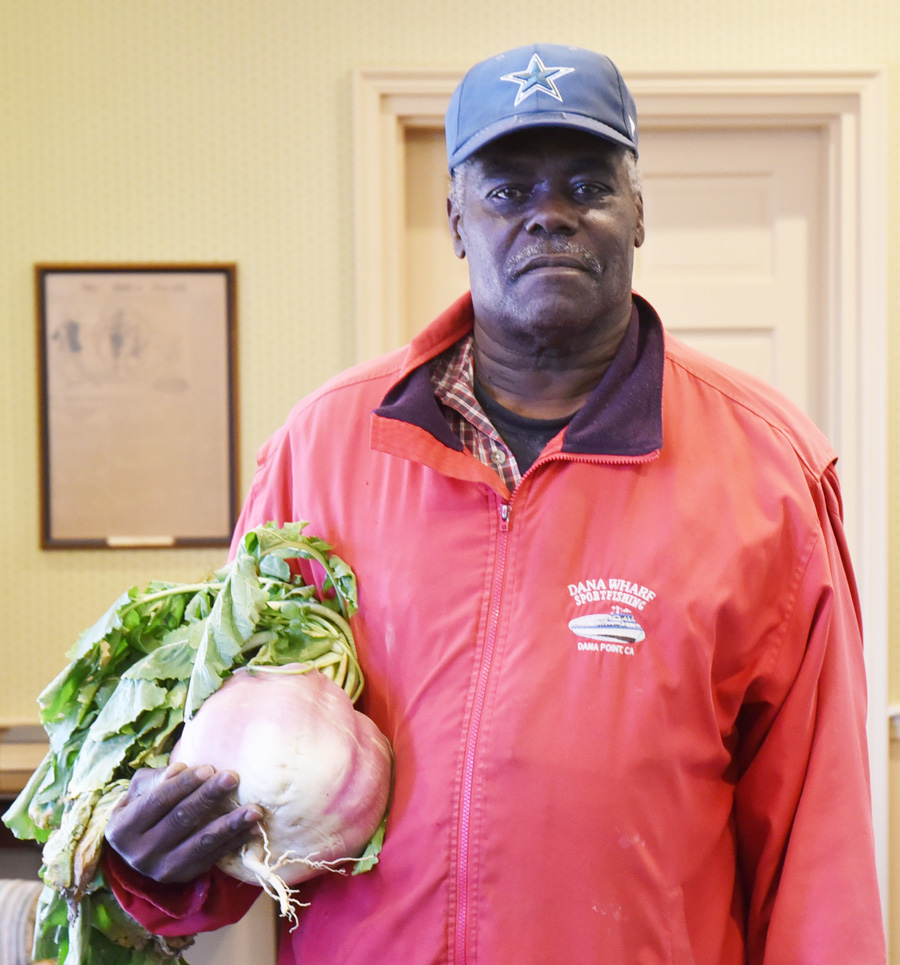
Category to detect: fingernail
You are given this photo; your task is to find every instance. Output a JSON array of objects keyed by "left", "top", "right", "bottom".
[
  {"left": 218, "top": 772, "right": 238, "bottom": 790},
  {"left": 195, "top": 764, "right": 214, "bottom": 780}
]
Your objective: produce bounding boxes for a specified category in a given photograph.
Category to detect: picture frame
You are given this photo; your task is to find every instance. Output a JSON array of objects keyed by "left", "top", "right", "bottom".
[{"left": 35, "top": 263, "right": 239, "bottom": 549}]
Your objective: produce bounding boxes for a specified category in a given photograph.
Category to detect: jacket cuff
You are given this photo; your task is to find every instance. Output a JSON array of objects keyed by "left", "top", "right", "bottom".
[{"left": 101, "top": 846, "right": 258, "bottom": 937}]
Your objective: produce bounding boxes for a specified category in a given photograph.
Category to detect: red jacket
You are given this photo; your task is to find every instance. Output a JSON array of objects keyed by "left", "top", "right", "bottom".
[{"left": 107, "top": 293, "right": 885, "bottom": 964}]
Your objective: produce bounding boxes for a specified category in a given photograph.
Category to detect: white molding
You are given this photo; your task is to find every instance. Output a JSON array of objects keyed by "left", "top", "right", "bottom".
[{"left": 352, "top": 67, "right": 889, "bottom": 918}]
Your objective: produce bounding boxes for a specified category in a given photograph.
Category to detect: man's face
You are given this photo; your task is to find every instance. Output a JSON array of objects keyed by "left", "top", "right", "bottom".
[{"left": 448, "top": 127, "right": 644, "bottom": 348}]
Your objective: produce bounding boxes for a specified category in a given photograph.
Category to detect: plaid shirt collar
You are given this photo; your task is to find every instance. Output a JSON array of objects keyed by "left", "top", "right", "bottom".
[{"left": 430, "top": 334, "right": 521, "bottom": 490}]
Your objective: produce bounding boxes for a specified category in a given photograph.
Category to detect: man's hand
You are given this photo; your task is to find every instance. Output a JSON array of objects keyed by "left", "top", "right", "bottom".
[{"left": 104, "top": 762, "right": 264, "bottom": 883}]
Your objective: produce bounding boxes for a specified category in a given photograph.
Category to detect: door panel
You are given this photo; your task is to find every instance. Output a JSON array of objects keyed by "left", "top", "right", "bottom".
[{"left": 633, "top": 126, "right": 825, "bottom": 424}]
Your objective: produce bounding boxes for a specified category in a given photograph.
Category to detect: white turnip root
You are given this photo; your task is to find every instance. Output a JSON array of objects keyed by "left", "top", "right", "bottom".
[{"left": 170, "top": 663, "right": 392, "bottom": 919}]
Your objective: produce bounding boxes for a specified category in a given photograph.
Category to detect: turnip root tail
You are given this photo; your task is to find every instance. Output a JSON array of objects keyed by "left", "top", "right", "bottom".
[{"left": 239, "top": 825, "right": 369, "bottom": 928}]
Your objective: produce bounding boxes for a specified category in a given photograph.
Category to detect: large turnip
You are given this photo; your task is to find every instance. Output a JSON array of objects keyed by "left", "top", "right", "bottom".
[{"left": 170, "top": 663, "right": 392, "bottom": 918}]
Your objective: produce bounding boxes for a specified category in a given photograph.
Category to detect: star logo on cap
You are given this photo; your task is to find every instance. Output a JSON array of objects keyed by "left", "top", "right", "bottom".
[{"left": 500, "top": 53, "right": 575, "bottom": 107}]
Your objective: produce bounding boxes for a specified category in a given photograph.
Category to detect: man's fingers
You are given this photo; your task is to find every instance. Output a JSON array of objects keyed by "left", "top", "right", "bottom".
[
  {"left": 105, "top": 764, "right": 264, "bottom": 883},
  {"left": 154, "top": 806, "right": 265, "bottom": 883},
  {"left": 117, "top": 765, "right": 235, "bottom": 836},
  {"left": 161, "top": 769, "right": 238, "bottom": 837}
]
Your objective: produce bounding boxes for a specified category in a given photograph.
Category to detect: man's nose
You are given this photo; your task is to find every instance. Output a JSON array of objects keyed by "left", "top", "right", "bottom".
[{"left": 524, "top": 192, "right": 579, "bottom": 235}]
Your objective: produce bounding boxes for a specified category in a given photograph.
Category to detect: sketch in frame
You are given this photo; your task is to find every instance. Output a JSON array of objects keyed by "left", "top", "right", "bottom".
[{"left": 36, "top": 264, "right": 238, "bottom": 548}]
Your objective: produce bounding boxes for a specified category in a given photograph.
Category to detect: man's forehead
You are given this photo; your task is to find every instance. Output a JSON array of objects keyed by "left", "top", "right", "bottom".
[{"left": 467, "top": 127, "right": 626, "bottom": 174}]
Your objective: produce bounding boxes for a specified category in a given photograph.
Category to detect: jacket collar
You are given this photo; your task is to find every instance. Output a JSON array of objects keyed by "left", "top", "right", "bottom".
[{"left": 373, "top": 291, "right": 664, "bottom": 459}]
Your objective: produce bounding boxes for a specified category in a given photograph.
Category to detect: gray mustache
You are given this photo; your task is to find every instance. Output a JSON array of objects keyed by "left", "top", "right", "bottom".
[{"left": 509, "top": 242, "right": 604, "bottom": 277}]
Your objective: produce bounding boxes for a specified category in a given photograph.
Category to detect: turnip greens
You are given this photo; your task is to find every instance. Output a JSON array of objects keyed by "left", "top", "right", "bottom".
[{"left": 2, "top": 522, "right": 377, "bottom": 965}]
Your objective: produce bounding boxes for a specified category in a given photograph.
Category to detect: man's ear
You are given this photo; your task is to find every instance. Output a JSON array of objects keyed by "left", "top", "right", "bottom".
[
  {"left": 448, "top": 195, "right": 466, "bottom": 260},
  {"left": 634, "top": 191, "right": 645, "bottom": 249}
]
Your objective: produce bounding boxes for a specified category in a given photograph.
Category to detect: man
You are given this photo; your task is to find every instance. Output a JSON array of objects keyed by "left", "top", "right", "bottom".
[{"left": 103, "top": 44, "right": 886, "bottom": 963}]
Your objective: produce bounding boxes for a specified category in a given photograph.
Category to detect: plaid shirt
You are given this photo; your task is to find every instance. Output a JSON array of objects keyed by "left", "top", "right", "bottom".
[{"left": 429, "top": 334, "right": 521, "bottom": 491}]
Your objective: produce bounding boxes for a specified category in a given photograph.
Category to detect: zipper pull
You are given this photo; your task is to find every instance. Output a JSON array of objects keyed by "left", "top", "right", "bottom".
[{"left": 500, "top": 502, "right": 510, "bottom": 528}]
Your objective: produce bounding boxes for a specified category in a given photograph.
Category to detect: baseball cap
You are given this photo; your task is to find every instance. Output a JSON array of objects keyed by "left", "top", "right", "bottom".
[{"left": 445, "top": 43, "right": 638, "bottom": 169}]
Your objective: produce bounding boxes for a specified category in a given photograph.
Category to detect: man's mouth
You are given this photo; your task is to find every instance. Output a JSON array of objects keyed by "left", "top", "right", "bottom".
[{"left": 517, "top": 255, "right": 587, "bottom": 274}]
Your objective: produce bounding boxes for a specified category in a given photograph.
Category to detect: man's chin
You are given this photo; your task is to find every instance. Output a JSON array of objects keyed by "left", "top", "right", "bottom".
[
  {"left": 500, "top": 293, "right": 621, "bottom": 338},
  {"left": 496, "top": 310, "right": 610, "bottom": 352}
]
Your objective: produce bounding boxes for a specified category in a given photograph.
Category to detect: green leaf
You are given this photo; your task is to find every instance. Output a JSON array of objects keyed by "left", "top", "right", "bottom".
[
  {"left": 72, "top": 783, "right": 129, "bottom": 899},
  {"left": 259, "top": 553, "right": 291, "bottom": 580},
  {"left": 33, "top": 886, "right": 70, "bottom": 962},
  {"left": 122, "top": 632, "right": 202, "bottom": 684},
  {"left": 228, "top": 550, "right": 269, "bottom": 640},
  {"left": 68, "top": 591, "right": 131, "bottom": 660},
  {"left": 86, "top": 679, "right": 168, "bottom": 743},
  {"left": 92, "top": 888, "right": 159, "bottom": 951},
  {"left": 185, "top": 550, "right": 266, "bottom": 716},
  {"left": 67, "top": 733, "right": 138, "bottom": 799},
  {"left": 352, "top": 814, "right": 387, "bottom": 876},
  {"left": 1, "top": 753, "right": 53, "bottom": 840},
  {"left": 39, "top": 655, "right": 102, "bottom": 739},
  {"left": 42, "top": 788, "right": 102, "bottom": 890}
]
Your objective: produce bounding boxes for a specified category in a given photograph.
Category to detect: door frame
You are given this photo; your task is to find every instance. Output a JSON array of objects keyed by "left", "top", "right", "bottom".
[{"left": 352, "top": 65, "right": 889, "bottom": 914}]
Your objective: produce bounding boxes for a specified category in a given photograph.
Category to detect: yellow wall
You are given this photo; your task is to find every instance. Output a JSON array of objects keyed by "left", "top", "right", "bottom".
[{"left": 1, "top": 0, "right": 898, "bottom": 952}]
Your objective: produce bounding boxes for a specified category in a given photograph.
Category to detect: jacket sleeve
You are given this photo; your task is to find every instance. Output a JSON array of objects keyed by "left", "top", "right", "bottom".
[
  {"left": 733, "top": 462, "right": 885, "bottom": 964},
  {"left": 102, "top": 848, "right": 260, "bottom": 937}
]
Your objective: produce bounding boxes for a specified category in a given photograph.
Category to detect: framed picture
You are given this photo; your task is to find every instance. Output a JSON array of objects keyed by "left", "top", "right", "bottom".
[{"left": 36, "top": 264, "right": 239, "bottom": 548}]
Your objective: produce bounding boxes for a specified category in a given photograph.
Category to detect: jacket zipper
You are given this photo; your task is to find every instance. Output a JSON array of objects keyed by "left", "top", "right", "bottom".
[{"left": 454, "top": 498, "right": 511, "bottom": 963}]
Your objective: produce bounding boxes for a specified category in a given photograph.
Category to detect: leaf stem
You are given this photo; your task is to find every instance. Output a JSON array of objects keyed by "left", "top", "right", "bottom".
[{"left": 123, "top": 583, "right": 223, "bottom": 612}]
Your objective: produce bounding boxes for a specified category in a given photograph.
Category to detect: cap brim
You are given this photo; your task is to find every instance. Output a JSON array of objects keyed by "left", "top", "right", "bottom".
[{"left": 448, "top": 111, "right": 637, "bottom": 169}]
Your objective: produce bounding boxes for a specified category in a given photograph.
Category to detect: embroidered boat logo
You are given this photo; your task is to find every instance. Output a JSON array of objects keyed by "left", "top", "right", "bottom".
[{"left": 568, "top": 608, "right": 645, "bottom": 654}]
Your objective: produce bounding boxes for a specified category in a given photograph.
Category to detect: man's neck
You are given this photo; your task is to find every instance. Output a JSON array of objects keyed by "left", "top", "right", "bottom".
[{"left": 471, "top": 308, "right": 633, "bottom": 420}]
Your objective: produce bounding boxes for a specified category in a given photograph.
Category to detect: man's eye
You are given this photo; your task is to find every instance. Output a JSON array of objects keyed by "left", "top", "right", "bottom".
[
  {"left": 572, "top": 182, "right": 605, "bottom": 199},
  {"left": 489, "top": 186, "right": 526, "bottom": 201}
]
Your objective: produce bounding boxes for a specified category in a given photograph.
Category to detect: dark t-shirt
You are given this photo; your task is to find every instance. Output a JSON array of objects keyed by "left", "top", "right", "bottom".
[{"left": 473, "top": 379, "right": 572, "bottom": 475}]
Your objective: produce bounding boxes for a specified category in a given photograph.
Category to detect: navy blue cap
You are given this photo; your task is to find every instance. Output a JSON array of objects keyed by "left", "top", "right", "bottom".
[{"left": 445, "top": 44, "right": 638, "bottom": 169}]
